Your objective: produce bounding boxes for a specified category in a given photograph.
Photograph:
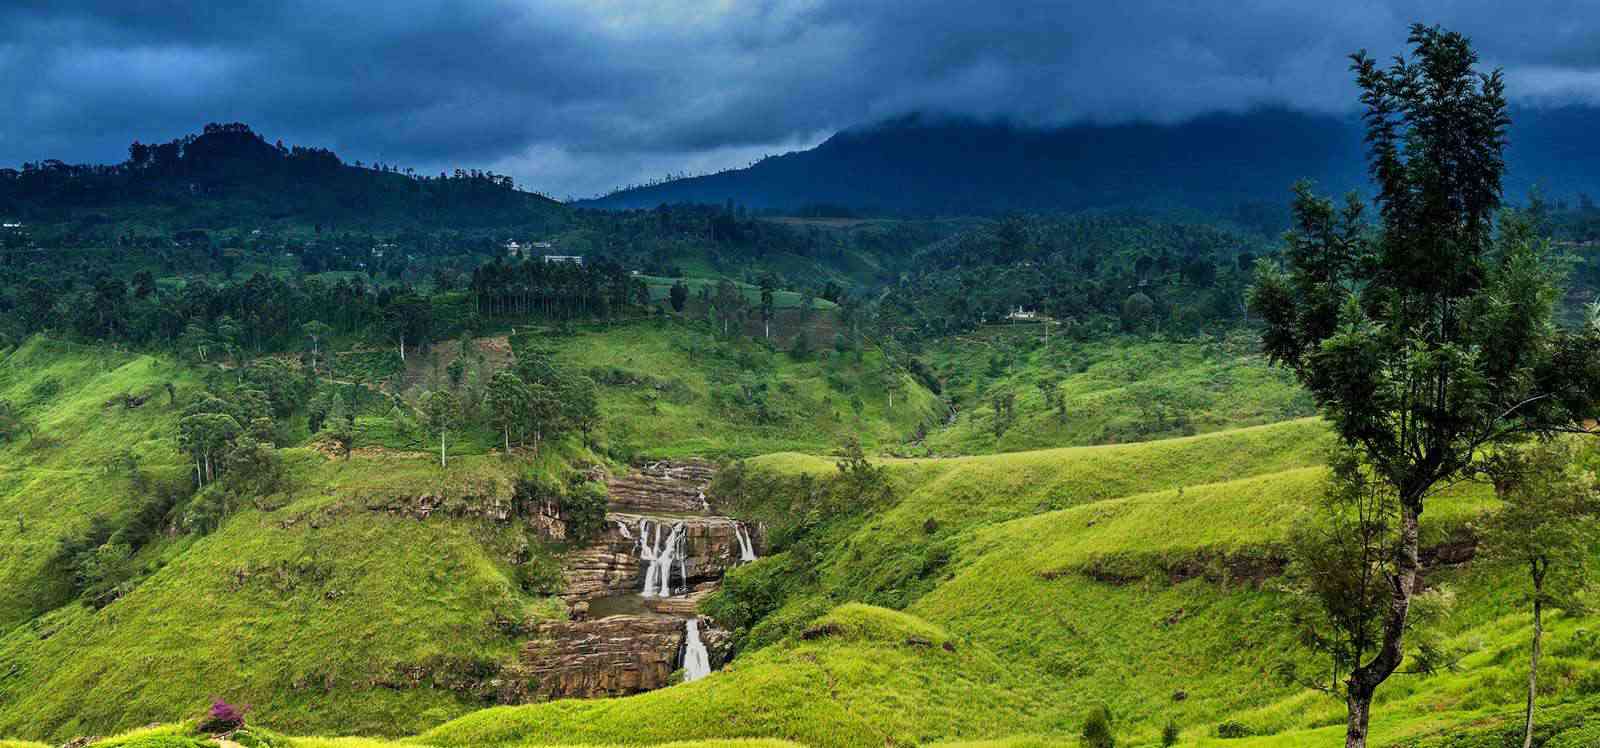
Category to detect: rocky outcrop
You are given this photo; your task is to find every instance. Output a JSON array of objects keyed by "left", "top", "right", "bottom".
[
  {"left": 500, "top": 459, "right": 758, "bottom": 704},
  {"left": 504, "top": 616, "right": 731, "bottom": 699},
  {"left": 605, "top": 460, "right": 717, "bottom": 514},
  {"left": 560, "top": 513, "right": 761, "bottom": 602}
]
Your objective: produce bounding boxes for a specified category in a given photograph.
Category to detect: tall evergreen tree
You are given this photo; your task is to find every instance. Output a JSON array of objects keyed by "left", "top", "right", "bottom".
[{"left": 1250, "top": 25, "right": 1600, "bottom": 748}]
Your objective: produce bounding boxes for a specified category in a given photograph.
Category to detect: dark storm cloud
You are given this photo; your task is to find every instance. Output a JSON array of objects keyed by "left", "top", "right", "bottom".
[{"left": 2, "top": 1, "right": 1599, "bottom": 198}]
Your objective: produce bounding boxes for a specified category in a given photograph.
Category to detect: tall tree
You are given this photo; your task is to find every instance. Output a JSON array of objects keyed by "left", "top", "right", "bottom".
[
  {"left": 1250, "top": 25, "right": 1600, "bottom": 748},
  {"left": 302, "top": 320, "right": 332, "bottom": 374},
  {"left": 485, "top": 371, "right": 529, "bottom": 453},
  {"left": 669, "top": 280, "right": 689, "bottom": 314},
  {"left": 759, "top": 274, "right": 776, "bottom": 339},
  {"left": 523, "top": 379, "right": 560, "bottom": 455},
  {"left": 417, "top": 389, "right": 460, "bottom": 468},
  {"left": 1480, "top": 441, "right": 1600, "bottom": 748}
]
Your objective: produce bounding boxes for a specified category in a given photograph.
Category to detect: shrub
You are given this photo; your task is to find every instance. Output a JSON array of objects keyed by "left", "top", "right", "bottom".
[
  {"left": 1162, "top": 721, "right": 1180, "bottom": 746},
  {"left": 198, "top": 697, "right": 248, "bottom": 732},
  {"left": 559, "top": 479, "right": 609, "bottom": 546},
  {"left": 1081, "top": 704, "right": 1115, "bottom": 748},
  {"left": 28, "top": 376, "right": 60, "bottom": 403},
  {"left": 1215, "top": 719, "right": 1253, "bottom": 739},
  {"left": 516, "top": 553, "right": 565, "bottom": 596}
]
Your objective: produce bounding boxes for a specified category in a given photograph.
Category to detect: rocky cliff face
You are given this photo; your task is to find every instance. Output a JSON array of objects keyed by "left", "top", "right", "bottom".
[
  {"left": 605, "top": 460, "right": 717, "bottom": 513},
  {"left": 503, "top": 459, "right": 754, "bottom": 702},
  {"left": 504, "top": 616, "right": 731, "bottom": 699},
  {"left": 560, "top": 513, "right": 760, "bottom": 602}
]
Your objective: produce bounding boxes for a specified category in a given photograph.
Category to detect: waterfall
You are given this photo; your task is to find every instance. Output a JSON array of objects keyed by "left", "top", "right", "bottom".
[
  {"left": 734, "top": 523, "right": 757, "bottom": 563},
  {"left": 682, "top": 619, "right": 711, "bottom": 682},
  {"left": 638, "top": 519, "right": 686, "bottom": 597},
  {"left": 616, "top": 519, "right": 633, "bottom": 540},
  {"left": 698, "top": 489, "right": 711, "bottom": 513}
]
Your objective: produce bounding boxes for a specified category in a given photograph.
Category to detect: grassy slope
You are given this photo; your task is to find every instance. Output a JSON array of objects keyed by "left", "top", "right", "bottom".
[
  {"left": 922, "top": 326, "right": 1312, "bottom": 455},
  {"left": 0, "top": 327, "right": 940, "bottom": 742},
  {"left": 542, "top": 321, "right": 941, "bottom": 458},
  {"left": 410, "top": 416, "right": 1600, "bottom": 746},
  {"left": 417, "top": 604, "right": 1053, "bottom": 748},
  {"left": 0, "top": 338, "right": 565, "bottom": 740},
  {"left": 0, "top": 338, "right": 202, "bottom": 628},
  {"left": 0, "top": 448, "right": 559, "bottom": 741},
  {"left": 9, "top": 330, "right": 1600, "bottom": 746}
]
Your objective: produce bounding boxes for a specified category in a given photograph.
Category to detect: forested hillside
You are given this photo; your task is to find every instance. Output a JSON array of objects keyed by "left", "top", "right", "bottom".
[{"left": 0, "top": 123, "right": 567, "bottom": 235}]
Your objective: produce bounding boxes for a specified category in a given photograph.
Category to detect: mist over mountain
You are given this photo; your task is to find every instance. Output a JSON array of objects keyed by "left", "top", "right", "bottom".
[{"left": 582, "top": 106, "right": 1600, "bottom": 217}]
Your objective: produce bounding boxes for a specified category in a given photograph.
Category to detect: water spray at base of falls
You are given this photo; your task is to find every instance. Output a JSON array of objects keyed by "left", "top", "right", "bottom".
[
  {"left": 682, "top": 619, "right": 711, "bottom": 682},
  {"left": 637, "top": 519, "right": 687, "bottom": 597},
  {"left": 735, "top": 523, "right": 757, "bottom": 563}
]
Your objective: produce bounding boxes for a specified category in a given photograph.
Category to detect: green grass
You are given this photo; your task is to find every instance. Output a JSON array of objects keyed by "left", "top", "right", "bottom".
[
  {"left": 0, "top": 447, "right": 565, "bottom": 741},
  {"left": 921, "top": 326, "right": 1313, "bottom": 454},
  {"left": 8, "top": 330, "right": 1600, "bottom": 747},
  {"left": 0, "top": 337, "right": 583, "bottom": 742},
  {"left": 536, "top": 320, "right": 941, "bottom": 458},
  {"left": 0, "top": 337, "right": 203, "bottom": 628},
  {"left": 687, "top": 418, "right": 1598, "bottom": 746},
  {"left": 416, "top": 604, "right": 1054, "bottom": 748}
]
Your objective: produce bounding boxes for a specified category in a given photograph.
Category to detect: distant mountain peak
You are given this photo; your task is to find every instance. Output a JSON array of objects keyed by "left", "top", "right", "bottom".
[{"left": 582, "top": 106, "right": 1598, "bottom": 216}]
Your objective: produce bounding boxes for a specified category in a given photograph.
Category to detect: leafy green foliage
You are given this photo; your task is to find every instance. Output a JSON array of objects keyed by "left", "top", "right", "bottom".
[{"left": 1250, "top": 25, "right": 1600, "bottom": 744}]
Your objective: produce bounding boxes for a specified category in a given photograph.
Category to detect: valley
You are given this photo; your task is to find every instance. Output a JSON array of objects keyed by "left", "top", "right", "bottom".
[{"left": 5, "top": 15, "right": 1600, "bottom": 748}]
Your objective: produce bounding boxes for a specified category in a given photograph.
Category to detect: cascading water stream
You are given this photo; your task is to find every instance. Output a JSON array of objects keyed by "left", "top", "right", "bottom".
[
  {"left": 735, "top": 523, "right": 757, "bottom": 563},
  {"left": 637, "top": 518, "right": 687, "bottom": 597},
  {"left": 682, "top": 619, "right": 711, "bottom": 682}
]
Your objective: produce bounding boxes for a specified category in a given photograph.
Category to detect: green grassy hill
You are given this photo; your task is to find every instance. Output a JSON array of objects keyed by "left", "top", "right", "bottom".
[
  {"left": 0, "top": 325, "right": 942, "bottom": 742},
  {"left": 407, "top": 417, "right": 1596, "bottom": 746},
  {"left": 5, "top": 329, "right": 1599, "bottom": 747},
  {"left": 0, "top": 338, "right": 204, "bottom": 628},
  {"left": 0, "top": 347, "right": 563, "bottom": 737},
  {"left": 920, "top": 325, "right": 1313, "bottom": 454},
  {"left": 536, "top": 322, "right": 941, "bottom": 458}
]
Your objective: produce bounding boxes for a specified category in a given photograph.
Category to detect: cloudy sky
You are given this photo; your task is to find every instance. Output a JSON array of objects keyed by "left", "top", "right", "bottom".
[{"left": 2, "top": 1, "right": 1598, "bottom": 199}]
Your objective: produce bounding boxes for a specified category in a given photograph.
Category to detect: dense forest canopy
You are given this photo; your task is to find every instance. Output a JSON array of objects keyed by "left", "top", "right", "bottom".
[{"left": 0, "top": 123, "right": 566, "bottom": 233}]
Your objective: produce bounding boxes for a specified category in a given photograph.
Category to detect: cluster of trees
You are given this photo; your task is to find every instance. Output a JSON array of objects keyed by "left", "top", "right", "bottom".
[
  {"left": 0, "top": 264, "right": 457, "bottom": 361},
  {"left": 0, "top": 122, "right": 566, "bottom": 230},
  {"left": 877, "top": 214, "right": 1264, "bottom": 341},
  {"left": 469, "top": 256, "right": 649, "bottom": 320},
  {"left": 418, "top": 340, "right": 599, "bottom": 466}
]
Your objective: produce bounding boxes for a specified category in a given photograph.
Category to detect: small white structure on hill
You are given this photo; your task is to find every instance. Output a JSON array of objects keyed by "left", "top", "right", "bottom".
[
  {"left": 543, "top": 254, "right": 584, "bottom": 265},
  {"left": 1005, "top": 306, "right": 1039, "bottom": 321}
]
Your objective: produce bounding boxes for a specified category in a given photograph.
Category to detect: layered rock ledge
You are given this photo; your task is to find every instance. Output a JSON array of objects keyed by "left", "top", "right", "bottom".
[{"left": 504, "top": 615, "right": 731, "bottom": 699}]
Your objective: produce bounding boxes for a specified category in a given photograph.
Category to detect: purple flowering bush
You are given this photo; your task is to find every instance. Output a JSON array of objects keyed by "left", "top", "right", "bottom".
[{"left": 197, "top": 697, "right": 248, "bottom": 733}]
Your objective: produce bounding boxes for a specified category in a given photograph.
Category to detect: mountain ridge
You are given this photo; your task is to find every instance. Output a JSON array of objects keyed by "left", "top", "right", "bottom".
[{"left": 581, "top": 106, "right": 1600, "bottom": 216}]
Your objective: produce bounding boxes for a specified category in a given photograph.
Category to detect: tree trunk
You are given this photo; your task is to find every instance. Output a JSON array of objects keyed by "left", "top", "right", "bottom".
[
  {"left": 439, "top": 433, "right": 446, "bottom": 468},
  {"left": 504, "top": 425, "right": 511, "bottom": 454},
  {"left": 399, "top": 338, "right": 406, "bottom": 361},
  {"left": 1344, "top": 684, "right": 1374, "bottom": 748},
  {"left": 1343, "top": 499, "right": 1422, "bottom": 748},
  {"left": 1524, "top": 562, "right": 1546, "bottom": 748}
]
